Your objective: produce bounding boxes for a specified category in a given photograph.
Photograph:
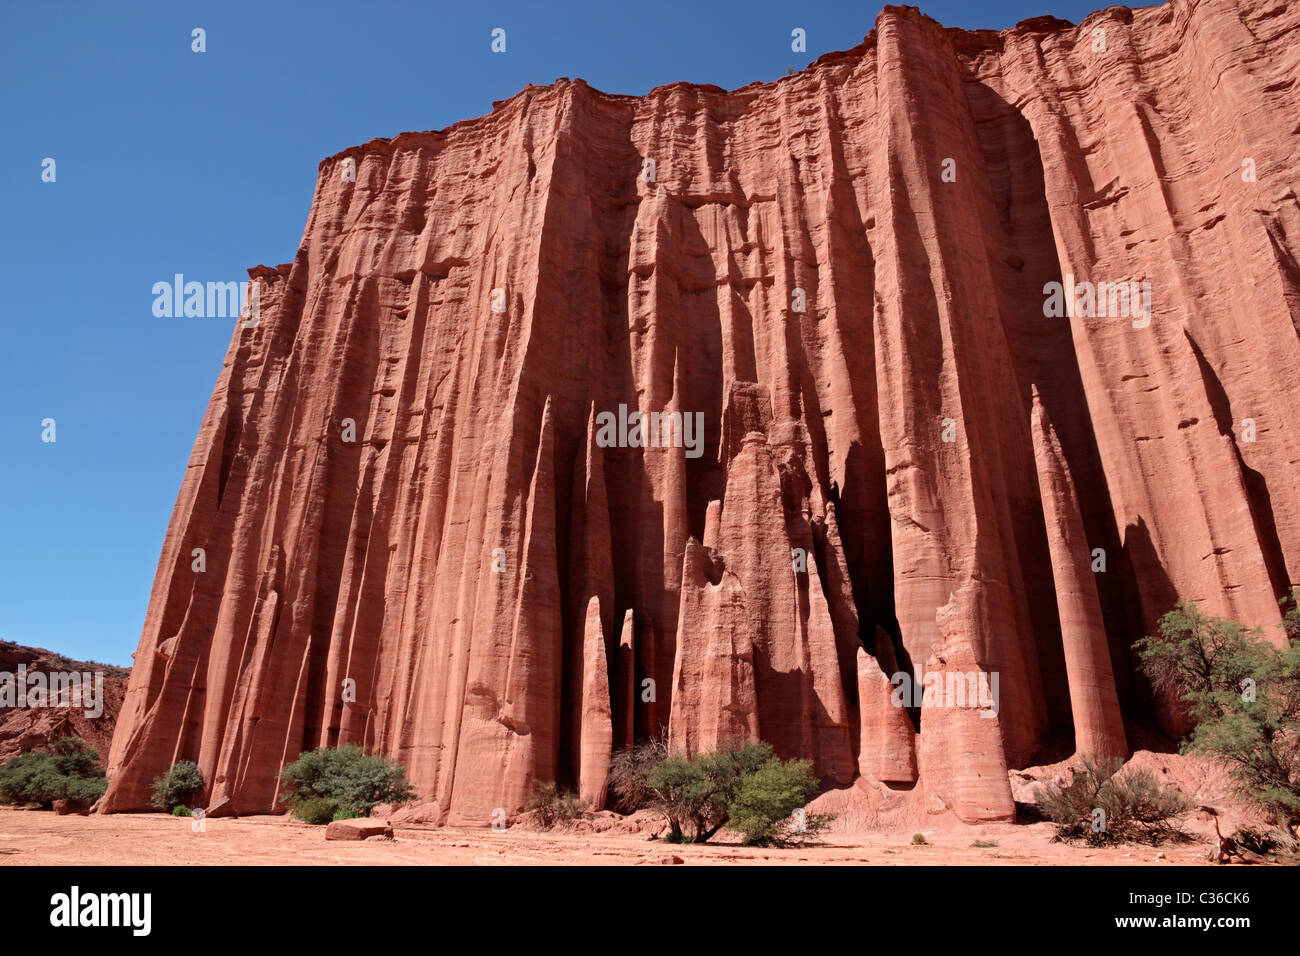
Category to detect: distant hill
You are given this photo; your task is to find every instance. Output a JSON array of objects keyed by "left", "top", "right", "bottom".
[{"left": 0, "top": 640, "right": 129, "bottom": 763}]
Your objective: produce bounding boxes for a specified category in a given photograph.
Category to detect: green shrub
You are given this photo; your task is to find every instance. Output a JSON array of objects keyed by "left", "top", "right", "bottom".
[
  {"left": 172, "top": 805, "right": 192, "bottom": 817},
  {"left": 332, "top": 806, "right": 361, "bottom": 821},
  {"left": 655, "top": 743, "right": 764, "bottom": 842},
  {"left": 1035, "top": 756, "right": 1191, "bottom": 845},
  {"left": 728, "top": 756, "right": 822, "bottom": 846},
  {"left": 911, "top": 833, "right": 929, "bottom": 845},
  {"left": 645, "top": 741, "right": 827, "bottom": 845},
  {"left": 645, "top": 751, "right": 734, "bottom": 842},
  {"left": 0, "top": 737, "right": 107, "bottom": 808},
  {"left": 63, "top": 775, "right": 108, "bottom": 802},
  {"left": 150, "top": 760, "right": 204, "bottom": 811},
  {"left": 1134, "top": 596, "right": 1300, "bottom": 825},
  {"left": 278, "top": 745, "right": 415, "bottom": 816},
  {"left": 0, "top": 752, "right": 69, "bottom": 806},
  {"left": 48, "top": 737, "right": 102, "bottom": 777},
  {"left": 291, "top": 796, "right": 338, "bottom": 825},
  {"left": 523, "top": 782, "right": 587, "bottom": 829}
]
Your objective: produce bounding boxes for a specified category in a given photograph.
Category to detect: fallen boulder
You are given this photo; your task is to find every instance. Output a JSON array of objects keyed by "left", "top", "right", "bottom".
[
  {"left": 52, "top": 799, "right": 92, "bottom": 816},
  {"left": 324, "top": 820, "right": 393, "bottom": 841}
]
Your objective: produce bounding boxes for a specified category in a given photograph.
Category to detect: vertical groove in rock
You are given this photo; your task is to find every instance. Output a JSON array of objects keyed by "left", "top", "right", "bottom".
[
  {"left": 1030, "top": 388, "right": 1128, "bottom": 759},
  {"left": 562, "top": 405, "right": 615, "bottom": 789}
]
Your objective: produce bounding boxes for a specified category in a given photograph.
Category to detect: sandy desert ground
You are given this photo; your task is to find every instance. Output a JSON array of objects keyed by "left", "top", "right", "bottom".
[{"left": 0, "top": 806, "right": 1227, "bottom": 866}]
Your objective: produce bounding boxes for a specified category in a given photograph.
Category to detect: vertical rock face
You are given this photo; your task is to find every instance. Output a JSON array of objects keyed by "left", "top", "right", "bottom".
[
  {"left": 855, "top": 643, "right": 917, "bottom": 785},
  {"left": 103, "top": 0, "right": 1300, "bottom": 822},
  {"left": 577, "top": 597, "right": 613, "bottom": 808},
  {"left": 1030, "top": 388, "right": 1128, "bottom": 760},
  {"left": 669, "top": 540, "right": 760, "bottom": 755}
]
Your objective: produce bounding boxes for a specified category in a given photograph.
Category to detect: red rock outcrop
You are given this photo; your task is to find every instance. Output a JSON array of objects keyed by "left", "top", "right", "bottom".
[
  {"left": 855, "top": 642, "right": 917, "bottom": 785},
  {"left": 103, "top": 0, "right": 1300, "bottom": 824},
  {"left": 0, "top": 642, "right": 128, "bottom": 763},
  {"left": 576, "top": 596, "right": 614, "bottom": 807}
]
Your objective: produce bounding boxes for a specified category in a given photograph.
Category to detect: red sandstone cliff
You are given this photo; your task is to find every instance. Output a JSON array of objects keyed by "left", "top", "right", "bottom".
[{"left": 102, "top": 0, "right": 1300, "bottom": 824}]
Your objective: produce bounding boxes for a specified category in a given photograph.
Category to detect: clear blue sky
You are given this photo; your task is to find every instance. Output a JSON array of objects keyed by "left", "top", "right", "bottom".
[{"left": 0, "top": 0, "right": 1104, "bottom": 666}]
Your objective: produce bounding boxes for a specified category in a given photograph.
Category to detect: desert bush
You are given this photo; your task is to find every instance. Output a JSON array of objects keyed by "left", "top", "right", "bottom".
[
  {"left": 48, "top": 736, "right": 102, "bottom": 777},
  {"left": 278, "top": 745, "right": 415, "bottom": 816},
  {"left": 63, "top": 775, "right": 108, "bottom": 802},
  {"left": 150, "top": 759, "right": 204, "bottom": 811},
  {"left": 768, "top": 808, "right": 834, "bottom": 848},
  {"left": 523, "top": 782, "right": 587, "bottom": 828},
  {"left": 645, "top": 741, "right": 827, "bottom": 845},
  {"left": 290, "top": 796, "right": 338, "bottom": 825},
  {"left": 608, "top": 733, "right": 669, "bottom": 812},
  {"left": 0, "top": 737, "right": 107, "bottom": 808},
  {"left": 646, "top": 745, "right": 757, "bottom": 842},
  {"left": 171, "top": 805, "right": 192, "bottom": 817},
  {"left": 1134, "top": 596, "right": 1300, "bottom": 825},
  {"left": 1035, "top": 756, "right": 1192, "bottom": 845},
  {"left": 645, "top": 753, "right": 716, "bottom": 840},
  {"left": 728, "top": 756, "right": 823, "bottom": 846},
  {"left": 911, "top": 833, "right": 929, "bottom": 845},
  {"left": 609, "top": 736, "right": 828, "bottom": 845},
  {"left": 1230, "top": 824, "right": 1297, "bottom": 858},
  {"left": 332, "top": 806, "right": 362, "bottom": 822},
  {"left": 0, "top": 751, "right": 69, "bottom": 806}
]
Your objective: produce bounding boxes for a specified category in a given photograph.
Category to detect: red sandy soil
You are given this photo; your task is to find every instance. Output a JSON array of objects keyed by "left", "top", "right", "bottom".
[{"left": 0, "top": 806, "right": 1224, "bottom": 866}]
